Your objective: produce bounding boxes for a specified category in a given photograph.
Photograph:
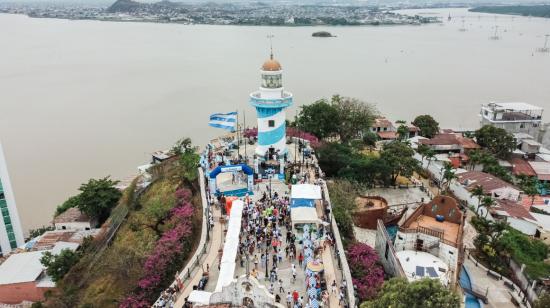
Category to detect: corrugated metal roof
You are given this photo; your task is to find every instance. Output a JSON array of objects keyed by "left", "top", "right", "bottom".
[{"left": 0, "top": 251, "right": 45, "bottom": 285}]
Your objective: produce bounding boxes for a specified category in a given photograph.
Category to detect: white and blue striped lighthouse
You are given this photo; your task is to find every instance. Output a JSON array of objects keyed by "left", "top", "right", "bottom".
[{"left": 250, "top": 51, "right": 293, "bottom": 157}]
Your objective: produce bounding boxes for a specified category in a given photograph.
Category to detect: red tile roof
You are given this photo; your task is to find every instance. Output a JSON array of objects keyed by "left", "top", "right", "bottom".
[
  {"left": 377, "top": 131, "right": 397, "bottom": 139},
  {"left": 492, "top": 199, "right": 534, "bottom": 220},
  {"left": 53, "top": 207, "right": 91, "bottom": 224},
  {"left": 511, "top": 158, "right": 536, "bottom": 177},
  {"left": 457, "top": 171, "right": 518, "bottom": 193},
  {"left": 419, "top": 133, "right": 480, "bottom": 149},
  {"left": 372, "top": 118, "right": 393, "bottom": 128}
]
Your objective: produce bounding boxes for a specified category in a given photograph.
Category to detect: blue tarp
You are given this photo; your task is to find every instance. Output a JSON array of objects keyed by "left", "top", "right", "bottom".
[{"left": 291, "top": 198, "right": 315, "bottom": 208}]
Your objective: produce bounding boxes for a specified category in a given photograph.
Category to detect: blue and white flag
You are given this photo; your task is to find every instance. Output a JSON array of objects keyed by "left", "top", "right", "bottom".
[{"left": 208, "top": 111, "right": 237, "bottom": 131}]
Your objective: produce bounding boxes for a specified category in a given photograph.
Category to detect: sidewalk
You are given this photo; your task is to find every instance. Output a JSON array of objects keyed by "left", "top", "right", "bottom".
[
  {"left": 463, "top": 258, "right": 522, "bottom": 308},
  {"left": 174, "top": 206, "right": 223, "bottom": 307}
]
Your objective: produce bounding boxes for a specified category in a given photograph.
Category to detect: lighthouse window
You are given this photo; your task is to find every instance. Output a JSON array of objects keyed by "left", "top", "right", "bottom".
[{"left": 268, "top": 120, "right": 275, "bottom": 127}]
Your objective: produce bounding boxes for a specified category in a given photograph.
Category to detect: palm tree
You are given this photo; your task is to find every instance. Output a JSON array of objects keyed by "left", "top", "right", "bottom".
[
  {"left": 441, "top": 162, "right": 457, "bottom": 193},
  {"left": 470, "top": 185, "right": 485, "bottom": 214},
  {"left": 517, "top": 174, "right": 539, "bottom": 206},
  {"left": 480, "top": 196, "right": 496, "bottom": 218},
  {"left": 417, "top": 144, "right": 429, "bottom": 165},
  {"left": 425, "top": 149, "right": 436, "bottom": 170},
  {"left": 468, "top": 150, "right": 483, "bottom": 171}
]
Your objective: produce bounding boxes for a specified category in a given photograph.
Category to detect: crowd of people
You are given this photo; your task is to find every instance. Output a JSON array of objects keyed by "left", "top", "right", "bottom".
[{"left": 218, "top": 179, "right": 343, "bottom": 308}]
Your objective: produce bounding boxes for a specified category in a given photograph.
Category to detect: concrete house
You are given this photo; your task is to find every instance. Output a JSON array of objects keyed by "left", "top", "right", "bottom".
[{"left": 53, "top": 207, "right": 96, "bottom": 231}]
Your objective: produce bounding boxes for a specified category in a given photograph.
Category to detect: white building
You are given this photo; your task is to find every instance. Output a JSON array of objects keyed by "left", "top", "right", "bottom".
[
  {"left": 0, "top": 143, "right": 24, "bottom": 256},
  {"left": 52, "top": 207, "right": 95, "bottom": 231},
  {"left": 393, "top": 196, "right": 465, "bottom": 285},
  {"left": 480, "top": 102, "right": 543, "bottom": 139}
]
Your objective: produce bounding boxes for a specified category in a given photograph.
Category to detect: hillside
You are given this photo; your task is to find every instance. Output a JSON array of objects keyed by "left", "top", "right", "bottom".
[
  {"left": 470, "top": 5, "right": 550, "bottom": 18},
  {"left": 107, "top": 0, "right": 181, "bottom": 13},
  {"left": 40, "top": 156, "right": 202, "bottom": 307},
  {"left": 107, "top": 0, "right": 144, "bottom": 13}
]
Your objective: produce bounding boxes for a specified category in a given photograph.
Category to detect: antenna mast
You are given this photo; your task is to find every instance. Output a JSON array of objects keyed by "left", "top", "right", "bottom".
[{"left": 267, "top": 34, "right": 274, "bottom": 59}]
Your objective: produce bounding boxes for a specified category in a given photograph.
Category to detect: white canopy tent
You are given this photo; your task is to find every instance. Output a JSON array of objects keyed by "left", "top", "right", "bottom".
[
  {"left": 215, "top": 200, "right": 244, "bottom": 292},
  {"left": 291, "top": 207, "right": 321, "bottom": 226},
  {"left": 291, "top": 184, "right": 322, "bottom": 200},
  {"left": 188, "top": 290, "right": 212, "bottom": 305}
]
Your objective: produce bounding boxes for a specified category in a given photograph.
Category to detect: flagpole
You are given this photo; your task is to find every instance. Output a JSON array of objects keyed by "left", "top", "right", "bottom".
[
  {"left": 244, "top": 110, "right": 247, "bottom": 165},
  {"left": 236, "top": 110, "right": 240, "bottom": 159}
]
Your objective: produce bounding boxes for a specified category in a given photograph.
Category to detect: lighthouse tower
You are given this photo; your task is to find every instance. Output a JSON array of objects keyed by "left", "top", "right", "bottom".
[{"left": 250, "top": 51, "right": 293, "bottom": 157}]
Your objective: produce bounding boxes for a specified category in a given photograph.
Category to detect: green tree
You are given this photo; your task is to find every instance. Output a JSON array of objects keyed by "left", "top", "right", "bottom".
[
  {"left": 475, "top": 125, "right": 516, "bottom": 159},
  {"left": 362, "top": 131, "right": 378, "bottom": 150},
  {"left": 179, "top": 146, "right": 200, "bottom": 192},
  {"left": 467, "top": 149, "right": 483, "bottom": 171},
  {"left": 517, "top": 175, "right": 539, "bottom": 206},
  {"left": 55, "top": 195, "right": 81, "bottom": 217},
  {"left": 412, "top": 115, "right": 440, "bottom": 138},
  {"left": 440, "top": 162, "right": 457, "bottom": 193},
  {"left": 361, "top": 277, "right": 460, "bottom": 308},
  {"left": 331, "top": 95, "right": 378, "bottom": 143},
  {"left": 480, "top": 196, "right": 496, "bottom": 218},
  {"left": 417, "top": 144, "right": 430, "bottom": 165},
  {"left": 27, "top": 226, "right": 54, "bottom": 240},
  {"left": 317, "top": 142, "right": 355, "bottom": 177},
  {"left": 77, "top": 177, "right": 122, "bottom": 223},
  {"left": 470, "top": 185, "right": 485, "bottom": 211},
  {"left": 171, "top": 137, "right": 194, "bottom": 156},
  {"left": 296, "top": 99, "right": 339, "bottom": 139},
  {"left": 397, "top": 124, "right": 409, "bottom": 141},
  {"left": 40, "top": 249, "right": 81, "bottom": 283},
  {"left": 425, "top": 149, "right": 436, "bottom": 169},
  {"left": 534, "top": 289, "right": 550, "bottom": 308},
  {"left": 380, "top": 141, "right": 419, "bottom": 185}
]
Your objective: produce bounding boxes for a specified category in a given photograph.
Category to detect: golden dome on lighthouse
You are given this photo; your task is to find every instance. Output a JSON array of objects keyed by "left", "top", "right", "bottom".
[{"left": 262, "top": 54, "right": 282, "bottom": 71}]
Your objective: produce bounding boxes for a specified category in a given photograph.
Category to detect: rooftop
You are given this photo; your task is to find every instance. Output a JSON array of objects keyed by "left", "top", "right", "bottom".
[
  {"left": 0, "top": 251, "right": 45, "bottom": 285},
  {"left": 528, "top": 161, "right": 550, "bottom": 181},
  {"left": 483, "top": 102, "right": 543, "bottom": 112},
  {"left": 457, "top": 171, "right": 518, "bottom": 194},
  {"left": 419, "top": 133, "right": 479, "bottom": 149},
  {"left": 396, "top": 250, "right": 450, "bottom": 286},
  {"left": 401, "top": 196, "right": 463, "bottom": 246},
  {"left": 408, "top": 215, "right": 460, "bottom": 245},
  {"left": 491, "top": 199, "right": 534, "bottom": 221},
  {"left": 372, "top": 118, "right": 393, "bottom": 128},
  {"left": 511, "top": 158, "right": 536, "bottom": 177},
  {"left": 377, "top": 131, "right": 397, "bottom": 139},
  {"left": 53, "top": 207, "right": 91, "bottom": 224}
]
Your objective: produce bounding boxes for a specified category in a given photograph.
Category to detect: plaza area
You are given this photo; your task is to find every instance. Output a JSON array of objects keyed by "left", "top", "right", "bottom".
[{"left": 171, "top": 138, "right": 346, "bottom": 308}]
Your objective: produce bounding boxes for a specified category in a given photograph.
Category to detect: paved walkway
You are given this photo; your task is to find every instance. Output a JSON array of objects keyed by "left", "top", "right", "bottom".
[
  {"left": 174, "top": 206, "right": 223, "bottom": 307},
  {"left": 463, "top": 257, "right": 523, "bottom": 308}
]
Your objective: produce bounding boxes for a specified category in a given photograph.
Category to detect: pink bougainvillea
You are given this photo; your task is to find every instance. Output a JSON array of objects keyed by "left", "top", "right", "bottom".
[
  {"left": 346, "top": 242, "right": 385, "bottom": 301},
  {"left": 121, "top": 189, "right": 196, "bottom": 307}
]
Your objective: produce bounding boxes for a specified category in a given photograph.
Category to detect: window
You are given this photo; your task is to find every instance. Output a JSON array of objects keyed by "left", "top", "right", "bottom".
[
  {"left": 268, "top": 120, "right": 275, "bottom": 127},
  {"left": 385, "top": 242, "right": 389, "bottom": 259}
]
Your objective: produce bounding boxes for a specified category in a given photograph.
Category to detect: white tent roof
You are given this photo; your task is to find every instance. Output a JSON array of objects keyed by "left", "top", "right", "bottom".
[
  {"left": 291, "top": 184, "right": 322, "bottom": 200},
  {"left": 291, "top": 207, "right": 321, "bottom": 225},
  {"left": 215, "top": 200, "right": 244, "bottom": 292},
  {"left": 188, "top": 290, "right": 212, "bottom": 305}
]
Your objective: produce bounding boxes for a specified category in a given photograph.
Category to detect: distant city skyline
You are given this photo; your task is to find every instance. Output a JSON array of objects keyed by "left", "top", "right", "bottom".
[{"left": 2, "top": 0, "right": 550, "bottom": 6}]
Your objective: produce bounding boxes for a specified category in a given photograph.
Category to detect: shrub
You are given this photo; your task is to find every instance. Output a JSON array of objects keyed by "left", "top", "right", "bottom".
[{"left": 346, "top": 243, "right": 384, "bottom": 300}]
